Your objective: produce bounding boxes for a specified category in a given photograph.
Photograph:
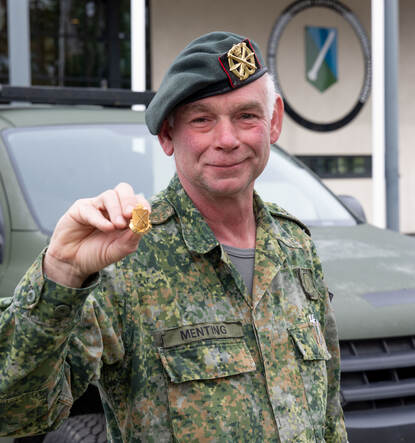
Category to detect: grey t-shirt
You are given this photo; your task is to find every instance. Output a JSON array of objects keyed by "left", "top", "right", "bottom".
[{"left": 222, "top": 244, "right": 255, "bottom": 297}]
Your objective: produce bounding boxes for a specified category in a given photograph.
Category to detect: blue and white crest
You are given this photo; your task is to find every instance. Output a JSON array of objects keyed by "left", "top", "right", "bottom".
[{"left": 305, "top": 26, "right": 338, "bottom": 92}]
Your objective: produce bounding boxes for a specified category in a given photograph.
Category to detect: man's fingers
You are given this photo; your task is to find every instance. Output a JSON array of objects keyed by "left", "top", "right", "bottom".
[
  {"left": 96, "top": 189, "right": 127, "bottom": 229},
  {"left": 134, "top": 194, "right": 151, "bottom": 212},
  {"left": 114, "top": 182, "right": 138, "bottom": 219},
  {"left": 67, "top": 184, "right": 151, "bottom": 234},
  {"left": 114, "top": 182, "right": 151, "bottom": 218},
  {"left": 120, "top": 226, "right": 144, "bottom": 249},
  {"left": 73, "top": 200, "right": 115, "bottom": 232}
]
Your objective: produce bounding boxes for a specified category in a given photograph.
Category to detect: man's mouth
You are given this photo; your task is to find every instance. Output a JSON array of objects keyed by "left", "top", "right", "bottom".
[{"left": 208, "top": 159, "right": 246, "bottom": 168}]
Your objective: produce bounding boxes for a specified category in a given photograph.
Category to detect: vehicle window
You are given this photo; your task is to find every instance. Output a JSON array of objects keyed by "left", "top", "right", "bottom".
[
  {"left": 256, "top": 146, "right": 356, "bottom": 226},
  {"left": 3, "top": 124, "right": 355, "bottom": 234},
  {"left": 3, "top": 124, "right": 176, "bottom": 234}
]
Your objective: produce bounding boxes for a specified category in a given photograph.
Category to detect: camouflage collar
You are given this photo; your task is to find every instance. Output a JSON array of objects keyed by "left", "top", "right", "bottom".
[
  {"left": 165, "top": 175, "right": 219, "bottom": 254},
  {"left": 162, "top": 175, "right": 301, "bottom": 254},
  {"left": 255, "top": 197, "right": 303, "bottom": 249}
]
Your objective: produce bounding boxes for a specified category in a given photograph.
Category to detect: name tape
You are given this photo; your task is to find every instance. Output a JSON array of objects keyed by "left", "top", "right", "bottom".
[{"left": 161, "top": 321, "right": 244, "bottom": 348}]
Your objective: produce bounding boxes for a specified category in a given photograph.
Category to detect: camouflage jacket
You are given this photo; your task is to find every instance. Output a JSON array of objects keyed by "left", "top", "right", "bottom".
[{"left": 0, "top": 175, "right": 347, "bottom": 442}]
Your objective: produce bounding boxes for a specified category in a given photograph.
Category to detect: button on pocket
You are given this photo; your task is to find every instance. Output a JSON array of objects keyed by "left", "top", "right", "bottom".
[{"left": 26, "top": 289, "right": 37, "bottom": 304}]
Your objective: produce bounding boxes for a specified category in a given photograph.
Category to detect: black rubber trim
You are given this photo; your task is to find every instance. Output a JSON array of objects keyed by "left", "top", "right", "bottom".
[
  {"left": 0, "top": 85, "right": 156, "bottom": 107},
  {"left": 361, "top": 288, "right": 415, "bottom": 307}
]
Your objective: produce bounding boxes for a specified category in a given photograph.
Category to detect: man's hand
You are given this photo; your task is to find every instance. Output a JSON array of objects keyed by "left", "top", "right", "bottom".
[{"left": 44, "top": 183, "right": 150, "bottom": 288}]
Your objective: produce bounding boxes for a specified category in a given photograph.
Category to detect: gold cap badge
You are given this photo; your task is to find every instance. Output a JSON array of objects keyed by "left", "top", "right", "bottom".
[
  {"left": 129, "top": 205, "right": 151, "bottom": 235},
  {"left": 227, "top": 42, "right": 257, "bottom": 81}
]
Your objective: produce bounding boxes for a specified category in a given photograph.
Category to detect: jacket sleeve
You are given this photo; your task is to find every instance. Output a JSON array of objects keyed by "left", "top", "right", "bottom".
[
  {"left": 0, "top": 252, "right": 125, "bottom": 438},
  {"left": 310, "top": 241, "right": 348, "bottom": 442}
]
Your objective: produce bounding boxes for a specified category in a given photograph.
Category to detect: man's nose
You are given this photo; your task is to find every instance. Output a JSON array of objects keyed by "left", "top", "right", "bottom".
[{"left": 214, "top": 118, "right": 239, "bottom": 150}]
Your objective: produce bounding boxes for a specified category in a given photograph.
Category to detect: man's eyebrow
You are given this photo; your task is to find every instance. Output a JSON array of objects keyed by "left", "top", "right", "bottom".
[
  {"left": 182, "top": 100, "right": 264, "bottom": 114},
  {"left": 233, "top": 101, "right": 264, "bottom": 112},
  {"left": 182, "top": 103, "right": 212, "bottom": 114}
]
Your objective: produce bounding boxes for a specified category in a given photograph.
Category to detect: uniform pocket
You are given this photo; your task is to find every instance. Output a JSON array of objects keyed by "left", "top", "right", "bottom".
[
  {"left": 289, "top": 321, "right": 331, "bottom": 441},
  {"left": 157, "top": 323, "right": 259, "bottom": 442},
  {"left": 289, "top": 321, "right": 331, "bottom": 361},
  {"left": 159, "top": 337, "right": 256, "bottom": 383}
]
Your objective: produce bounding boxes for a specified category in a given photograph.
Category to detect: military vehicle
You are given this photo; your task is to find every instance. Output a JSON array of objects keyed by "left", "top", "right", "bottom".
[{"left": 1, "top": 86, "right": 415, "bottom": 442}]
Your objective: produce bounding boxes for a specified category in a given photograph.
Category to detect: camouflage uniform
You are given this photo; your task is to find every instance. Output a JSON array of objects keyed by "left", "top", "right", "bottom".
[{"left": 0, "top": 175, "right": 347, "bottom": 442}]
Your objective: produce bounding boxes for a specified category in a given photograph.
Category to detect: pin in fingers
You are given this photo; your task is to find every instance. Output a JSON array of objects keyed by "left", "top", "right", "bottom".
[{"left": 129, "top": 204, "right": 152, "bottom": 235}]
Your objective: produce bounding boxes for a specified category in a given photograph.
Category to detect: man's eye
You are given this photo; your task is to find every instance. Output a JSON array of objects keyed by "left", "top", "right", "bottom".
[
  {"left": 240, "top": 113, "right": 256, "bottom": 120},
  {"left": 191, "top": 117, "right": 209, "bottom": 124}
]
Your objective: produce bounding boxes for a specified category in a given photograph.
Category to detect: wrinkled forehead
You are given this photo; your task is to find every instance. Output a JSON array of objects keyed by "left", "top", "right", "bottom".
[{"left": 175, "top": 76, "right": 270, "bottom": 116}]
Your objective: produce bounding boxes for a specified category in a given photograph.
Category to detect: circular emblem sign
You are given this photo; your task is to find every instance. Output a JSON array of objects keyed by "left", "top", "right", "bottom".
[{"left": 267, "top": 0, "right": 371, "bottom": 132}]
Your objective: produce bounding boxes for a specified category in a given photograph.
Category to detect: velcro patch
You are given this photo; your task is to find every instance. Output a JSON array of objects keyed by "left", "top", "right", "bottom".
[
  {"left": 298, "top": 268, "right": 320, "bottom": 300},
  {"left": 161, "top": 321, "right": 244, "bottom": 348}
]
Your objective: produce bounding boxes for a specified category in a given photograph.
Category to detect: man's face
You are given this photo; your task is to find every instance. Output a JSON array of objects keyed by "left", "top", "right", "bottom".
[{"left": 158, "top": 76, "right": 283, "bottom": 201}]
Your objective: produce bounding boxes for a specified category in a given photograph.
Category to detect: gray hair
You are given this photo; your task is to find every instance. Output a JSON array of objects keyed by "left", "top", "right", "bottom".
[{"left": 263, "top": 73, "right": 278, "bottom": 120}]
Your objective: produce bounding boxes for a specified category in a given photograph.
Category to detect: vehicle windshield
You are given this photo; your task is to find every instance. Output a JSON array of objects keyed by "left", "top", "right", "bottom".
[
  {"left": 257, "top": 146, "right": 356, "bottom": 226},
  {"left": 3, "top": 123, "right": 355, "bottom": 234}
]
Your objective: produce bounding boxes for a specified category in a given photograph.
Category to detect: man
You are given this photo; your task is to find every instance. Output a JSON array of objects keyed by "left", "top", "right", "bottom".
[{"left": 0, "top": 32, "right": 347, "bottom": 442}]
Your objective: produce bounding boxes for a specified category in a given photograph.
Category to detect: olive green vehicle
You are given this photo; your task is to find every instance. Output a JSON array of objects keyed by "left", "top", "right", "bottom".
[{"left": 1, "top": 88, "right": 415, "bottom": 442}]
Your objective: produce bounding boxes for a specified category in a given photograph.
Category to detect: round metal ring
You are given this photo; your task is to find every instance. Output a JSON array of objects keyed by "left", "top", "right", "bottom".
[{"left": 267, "top": 0, "right": 371, "bottom": 132}]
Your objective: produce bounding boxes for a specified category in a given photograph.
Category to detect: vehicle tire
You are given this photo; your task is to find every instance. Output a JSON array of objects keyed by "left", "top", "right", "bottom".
[{"left": 42, "top": 414, "right": 107, "bottom": 443}]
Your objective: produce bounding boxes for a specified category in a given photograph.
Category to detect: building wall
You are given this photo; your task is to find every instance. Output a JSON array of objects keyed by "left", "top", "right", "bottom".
[{"left": 151, "top": 0, "right": 413, "bottom": 233}]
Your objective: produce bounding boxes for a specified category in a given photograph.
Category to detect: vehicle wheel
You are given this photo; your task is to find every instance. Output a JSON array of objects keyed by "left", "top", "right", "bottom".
[{"left": 43, "top": 414, "right": 107, "bottom": 443}]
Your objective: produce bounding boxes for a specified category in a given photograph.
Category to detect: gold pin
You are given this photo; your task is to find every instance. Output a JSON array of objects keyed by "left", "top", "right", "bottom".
[
  {"left": 129, "top": 205, "right": 151, "bottom": 235},
  {"left": 227, "top": 42, "right": 257, "bottom": 81}
]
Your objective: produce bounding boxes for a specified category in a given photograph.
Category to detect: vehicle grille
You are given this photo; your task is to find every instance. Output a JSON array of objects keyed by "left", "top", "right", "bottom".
[{"left": 340, "top": 336, "right": 415, "bottom": 412}]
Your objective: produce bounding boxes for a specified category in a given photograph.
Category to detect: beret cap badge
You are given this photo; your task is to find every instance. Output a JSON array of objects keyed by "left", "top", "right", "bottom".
[{"left": 227, "top": 41, "right": 257, "bottom": 81}]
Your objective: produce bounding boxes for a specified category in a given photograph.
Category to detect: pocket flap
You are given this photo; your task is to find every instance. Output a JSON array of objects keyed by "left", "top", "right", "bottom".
[
  {"left": 289, "top": 322, "right": 331, "bottom": 361},
  {"left": 159, "top": 339, "right": 256, "bottom": 383}
]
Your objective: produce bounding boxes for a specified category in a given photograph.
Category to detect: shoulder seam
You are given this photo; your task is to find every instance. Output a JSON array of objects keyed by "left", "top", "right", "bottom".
[
  {"left": 150, "top": 198, "right": 175, "bottom": 225},
  {"left": 266, "top": 202, "right": 311, "bottom": 236}
]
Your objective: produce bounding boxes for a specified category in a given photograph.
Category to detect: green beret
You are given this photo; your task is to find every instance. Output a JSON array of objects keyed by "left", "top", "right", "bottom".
[{"left": 145, "top": 31, "right": 267, "bottom": 135}]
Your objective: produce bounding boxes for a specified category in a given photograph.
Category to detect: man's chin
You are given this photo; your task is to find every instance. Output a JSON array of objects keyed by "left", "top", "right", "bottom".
[{"left": 203, "top": 177, "right": 254, "bottom": 198}]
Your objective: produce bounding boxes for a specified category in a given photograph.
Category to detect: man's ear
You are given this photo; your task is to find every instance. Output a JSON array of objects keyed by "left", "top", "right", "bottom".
[
  {"left": 158, "top": 120, "right": 174, "bottom": 156},
  {"left": 270, "top": 95, "right": 284, "bottom": 144}
]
